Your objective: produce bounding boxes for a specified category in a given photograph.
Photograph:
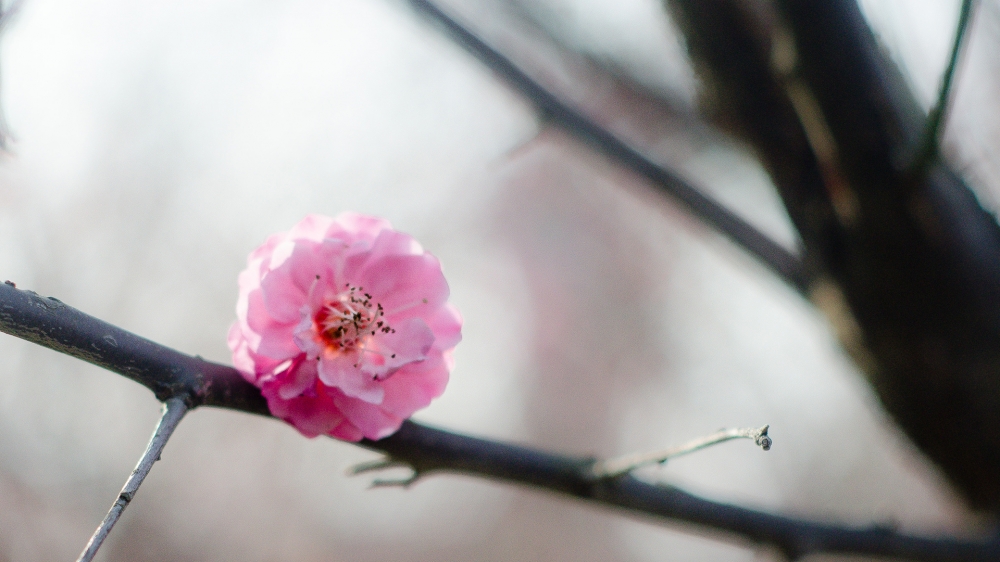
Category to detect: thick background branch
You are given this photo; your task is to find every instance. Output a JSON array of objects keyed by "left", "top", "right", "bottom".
[
  {"left": 3, "top": 281, "right": 1000, "bottom": 560},
  {"left": 664, "top": 0, "right": 1000, "bottom": 511}
]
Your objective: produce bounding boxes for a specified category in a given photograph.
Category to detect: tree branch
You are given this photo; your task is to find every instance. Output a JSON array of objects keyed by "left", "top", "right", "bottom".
[
  {"left": 774, "top": 0, "right": 1000, "bottom": 512},
  {"left": 664, "top": 0, "right": 1000, "bottom": 512},
  {"left": 76, "top": 397, "right": 188, "bottom": 562},
  {"left": 3, "top": 281, "right": 1000, "bottom": 560},
  {"left": 403, "top": 0, "right": 809, "bottom": 293}
]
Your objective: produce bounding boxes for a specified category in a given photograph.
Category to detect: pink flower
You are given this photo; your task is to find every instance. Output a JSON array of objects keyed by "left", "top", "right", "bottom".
[{"left": 228, "top": 213, "right": 462, "bottom": 441}]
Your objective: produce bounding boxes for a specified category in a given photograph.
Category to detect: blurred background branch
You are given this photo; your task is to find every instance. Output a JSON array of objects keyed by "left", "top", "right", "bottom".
[
  {"left": 407, "top": 0, "right": 810, "bottom": 293},
  {"left": 407, "top": 0, "right": 1000, "bottom": 515}
]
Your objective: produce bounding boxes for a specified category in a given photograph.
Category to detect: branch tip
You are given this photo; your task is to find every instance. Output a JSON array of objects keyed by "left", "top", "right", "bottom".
[
  {"left": 755, "top": 425, "right": 772, "bottom": 451},
  {"left": 593, "top": 424, "right": 773, "bottom": 478}
]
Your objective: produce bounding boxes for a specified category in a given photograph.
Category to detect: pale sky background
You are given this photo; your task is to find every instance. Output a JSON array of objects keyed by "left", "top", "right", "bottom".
[{"left": 0, "top": 0, "right": 998, "bottom": 560}]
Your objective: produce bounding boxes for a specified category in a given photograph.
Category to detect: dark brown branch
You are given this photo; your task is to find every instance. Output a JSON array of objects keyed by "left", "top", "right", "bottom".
[
  {"left": 3, "top": 281, "right": 1000, "bottom": 560},
  {"left": 771, "top": 0, "right": 1000, "bottom": 512},
  {"left": 369, "top": 422, "right": 998, "bottom": 562},
  {"left": 664, "top": 0, "right": 846, "bottom": 286},
  {"left": 404, "top": 0, "right": 810, "bottom": 293},
  {"left": 0, "top": 280, "right": 269, "bottom": 414},
  {"left": 663, "top": 0, "right": 1000, "bottom": 512}
]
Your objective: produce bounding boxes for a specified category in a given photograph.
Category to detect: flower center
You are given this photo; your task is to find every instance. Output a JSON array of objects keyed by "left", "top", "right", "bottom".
[{"left": 315, "top": 285, "right": 394, "bottom": 351}]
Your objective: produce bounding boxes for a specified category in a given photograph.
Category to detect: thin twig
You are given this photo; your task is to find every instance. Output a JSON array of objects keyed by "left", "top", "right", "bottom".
[
  {"left": 352, "top": 459, "right": 422, "bottom": 488},
  {"left": 909, "top": 0, "right": 977, "bottom": 175},
  {"left": 76, "top": 397, "right": 188, "bottom": 562},
  {"left": 592, "top": 425, "right": 771, "bottom": 478},
  {"left": 3, "top": 283, "right": 1000, "bottom": 560},
  {"left": 404, "top": 0, "right": 809, "bottom": 293}
]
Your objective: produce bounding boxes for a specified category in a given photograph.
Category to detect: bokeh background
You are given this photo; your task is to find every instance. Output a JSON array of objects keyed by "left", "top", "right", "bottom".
[{"left": 0, "top": 0, "right": 998, "bottom": 560}]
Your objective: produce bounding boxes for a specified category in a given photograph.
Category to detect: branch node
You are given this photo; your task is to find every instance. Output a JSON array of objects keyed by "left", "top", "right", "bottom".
[
  {"left": 349, "top": 456, "right": 424, "bottom": 489},
  {"left": 348, "top": 457, "right": 410, "bottom": 476},
  {"left": 369, "top": 473, "right": 422, "bottom": 489}
]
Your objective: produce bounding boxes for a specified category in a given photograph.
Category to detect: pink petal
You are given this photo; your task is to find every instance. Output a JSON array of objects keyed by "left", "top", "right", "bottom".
[
  {"left": 287, "top": 214, "right": 338, "bottom": 243},
  {"left": 265, "top": 394, "right": 344, "bottom": 438},
  {"left": 327, "top": 417, "right": 365, "bottom": 442},
  {"left": 317, "top": 354, "right": 385, "bottom": 404},
  {"left": 260, "top": 269, "right": 307, "bottom": 325},
  {"left": 248, "top": 232, "right": 286, "bottom": 263},
  {"left": 350, "top": 253, "right": 450, "bottom": 319},
  {"left": 427, "top": 303, "right": 463, "bottom": 351},
  {"left": 228, "top": 323, "right": 261, "bottom": 381},
  {"left": 331, "top": 213, "right": 392, "bottom": 241},
  {"left": 332, "top": 392, "right": 404, "bottom": 440},
  {"left": 378, "top": 353, "right": 450, "bottom": 418},
  {"left": 276, "top": 355, "right": 318, "bottom": 400},
  {"left": 360, "top": 317, "right": 434, "bottom": 378},
  {"left": 292, "top": 314, "right": 325, "bottom": 358},
  {"left": 350, "top": 228, "right": 421, "bottom": 263},
  {"left": 259, "top": 239, "right": 346, "bottom": 324},
  {"left": 245, "top": 290, "right": 300, "bottom": 359}
]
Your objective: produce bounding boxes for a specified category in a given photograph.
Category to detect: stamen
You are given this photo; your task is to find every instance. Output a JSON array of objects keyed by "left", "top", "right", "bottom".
[{"left": 314, "top": 284, "right": 393, "bottom": 355}]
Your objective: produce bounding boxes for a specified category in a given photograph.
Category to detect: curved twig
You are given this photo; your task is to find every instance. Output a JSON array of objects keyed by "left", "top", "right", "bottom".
[{"left": 591, "top": 425, "right": 771, "bottom": 478}]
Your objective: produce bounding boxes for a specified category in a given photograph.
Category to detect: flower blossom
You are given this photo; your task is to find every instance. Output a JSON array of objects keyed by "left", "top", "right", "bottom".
[{"left": 228, "top": 213, "right": 462, "bottom": 441}]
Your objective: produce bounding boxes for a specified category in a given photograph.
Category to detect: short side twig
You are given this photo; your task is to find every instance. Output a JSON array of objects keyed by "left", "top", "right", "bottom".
[
  {"left": 350, "top": 457, "right": 424, "bottom": 488},
  {"left": 76, "top": 397, "right": 189, "bottom": 562},
  {"left": 348, "top": 457, "right": 412, "bottom": 475},
  {"left": 592, "top": 425, "right": 771, "bottom": 478}
]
